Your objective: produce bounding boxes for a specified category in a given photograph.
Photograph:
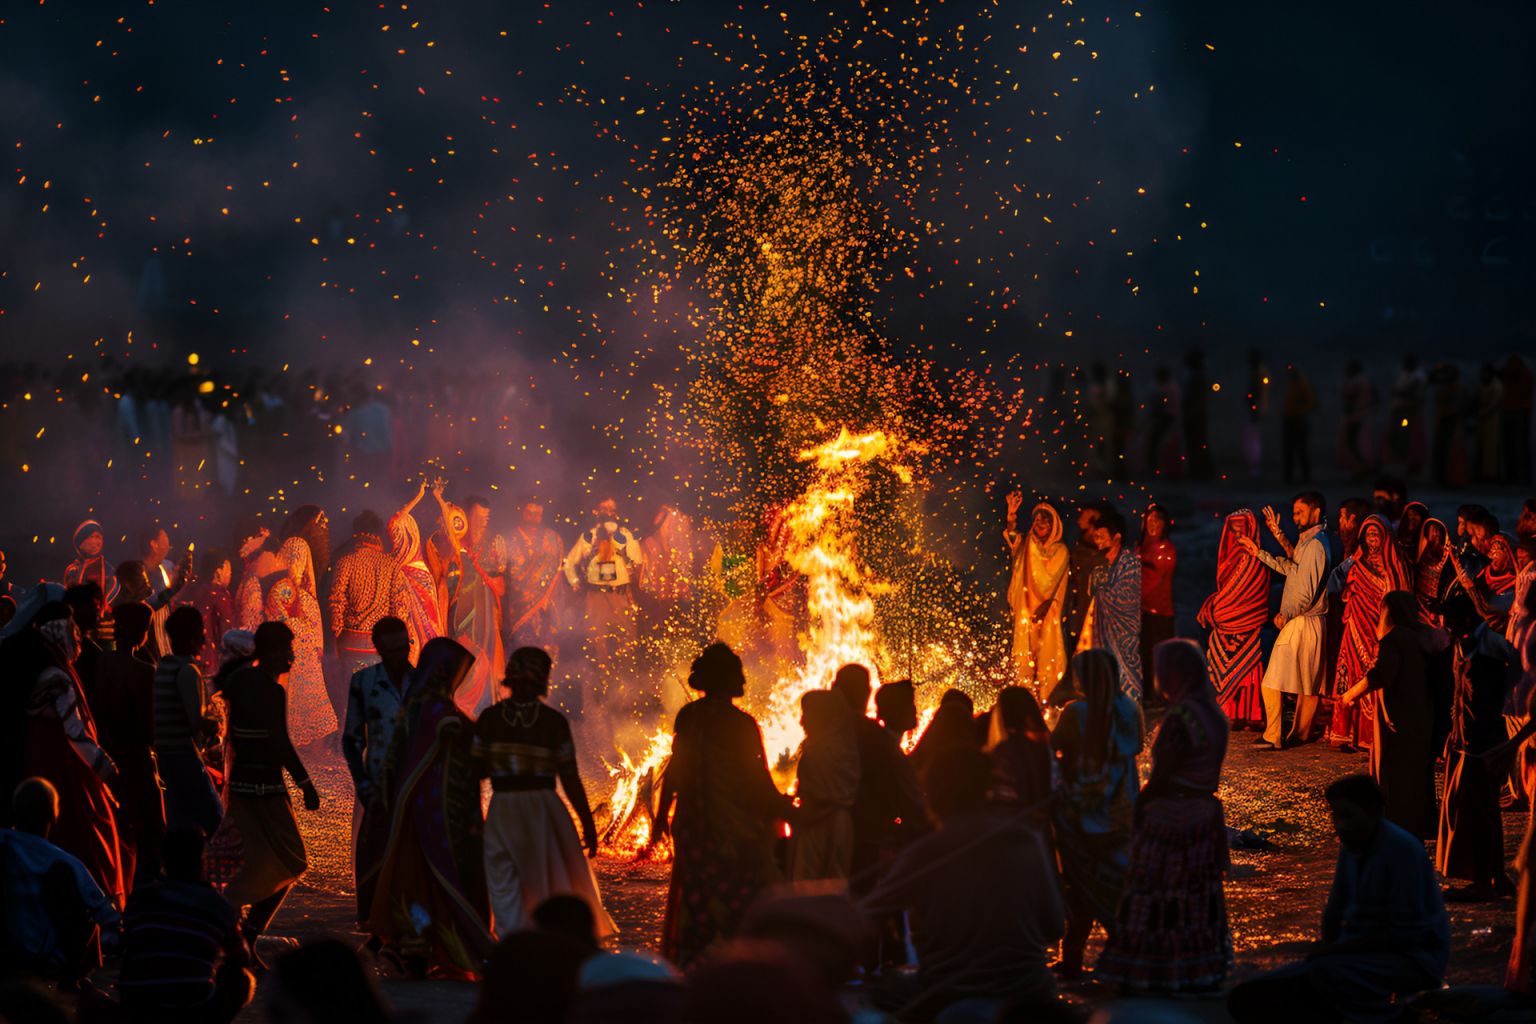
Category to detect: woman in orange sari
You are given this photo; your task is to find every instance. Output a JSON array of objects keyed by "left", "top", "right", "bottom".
[
  {"left": 369, "top": 637, "right": 492, "bottom": 978},
  {"left": 1197, "top": 510, "right": 1267, "bottom": 728},
  {"left": 1328, "top": 514, "right": 1411, "bottom": 751}
]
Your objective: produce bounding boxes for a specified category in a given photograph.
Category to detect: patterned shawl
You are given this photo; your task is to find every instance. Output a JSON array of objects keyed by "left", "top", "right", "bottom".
[{"left": 1197, "top": 509, "right": 1268, "bottom": 696}]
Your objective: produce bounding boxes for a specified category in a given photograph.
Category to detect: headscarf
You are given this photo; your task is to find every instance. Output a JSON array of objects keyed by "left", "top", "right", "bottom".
[
  {"left": 1354, "top": 514, "right": 1411, "bottom": 591},
  {"left": 1069, "top": 649, "right": 1122, "bottom": 774},
  {"left": 1415, "top": 517, "right": 1450, "bottom": 621},
  {"left": 65, "top": 519, "right": 119, "bottom": 606},
  {"left": 1152, "top": 638, "right": 1219, "bottom": 708},
  {"left": 1199, "top": 509, "right": 1268, "bottom": 636},
  {"left": 1008, "top": 502, "right": 1066, "bottom": 613},
  {"left": 279, "top": 536, "right": 317, "bottom": 598},
  {"left": 410, "top": 635, "right": 475, "bottom": 702},
  {"left": 388, "top": 509, "right": 424, "bottom": 568},
  {"left": 1483, "top": 533, "right": 1518, "bottom": 595}
]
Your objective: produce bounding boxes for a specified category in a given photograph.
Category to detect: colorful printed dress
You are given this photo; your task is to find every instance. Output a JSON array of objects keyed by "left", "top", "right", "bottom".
[
  {"left": 502, "top": 524, "right": 565, "bottom": 649},
  {"left": 1197, "top": 510, "right": 1268, "bottom": 726},
  {"left": 386, "top": 510, "right": 445, "bottom": 654},
  {"left": 1328, "top": 514, "right": 1411, "bottom": 750},
  {"left": 265, "top": 539, "right": 337, "bottom": 748},
  {"left": 1004, "top": 503, "right": 1069, "bottom": 701}
]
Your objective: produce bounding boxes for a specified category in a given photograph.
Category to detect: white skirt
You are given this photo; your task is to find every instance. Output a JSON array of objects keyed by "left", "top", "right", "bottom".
[{"left": 483, "top": 789, "right": 617, "bottom": 939}]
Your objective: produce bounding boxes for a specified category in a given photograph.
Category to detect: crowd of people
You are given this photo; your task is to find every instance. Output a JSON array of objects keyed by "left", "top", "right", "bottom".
[
  {"left": 1079, "top": 349, "right": 1534, "bottom": 487},
  {"left": 0, "top": 469, "right": 1534, "bottom": 1022}
]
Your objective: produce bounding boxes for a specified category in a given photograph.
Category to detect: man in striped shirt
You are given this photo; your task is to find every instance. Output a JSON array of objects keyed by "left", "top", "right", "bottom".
[
  {"left": 154, "top": 607, "right": 223, "bottom": 836},
  {"left": 119, "top": 828, "right": 253, "bottom": 1023}
]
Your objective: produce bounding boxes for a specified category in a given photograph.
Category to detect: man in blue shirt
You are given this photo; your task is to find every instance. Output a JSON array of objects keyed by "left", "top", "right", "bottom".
[
  {"left": 0, "top": 778, "right": 121, "bottom": 989},
  {"left": 1228, "top": 774, "right": 1449, "bottom": 1024}
]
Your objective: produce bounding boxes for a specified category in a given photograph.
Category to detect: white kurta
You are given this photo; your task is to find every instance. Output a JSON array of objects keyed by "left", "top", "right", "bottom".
[{"left": 1257, "top": 525, "right": 1330, "bottom": 697}]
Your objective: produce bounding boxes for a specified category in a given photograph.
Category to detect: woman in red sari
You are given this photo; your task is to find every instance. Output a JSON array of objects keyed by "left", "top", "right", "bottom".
[
  {"left": 1414, "top": 518, "right": 1451, "bottom": 625},
  {"left": 23, "top": 605, "right": 125, "bottom": 908},
  {"left": 1328, "top": 514, "right": 1411, "bottom": 752},
  {"left": 369, "top": 636, "right": 492, "bottom": 978},
  {"left": 1197, "top": 510, "right": 1267, "bottom": 728}
]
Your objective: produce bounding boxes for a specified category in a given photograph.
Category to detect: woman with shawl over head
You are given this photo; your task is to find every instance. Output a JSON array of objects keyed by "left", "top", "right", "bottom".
[
  {"left": 655, "top": 642, "right": 792, "bottom": 969},
  {"left": 1339, "top": 591, "right": 1438, "bottom": 838},
  {"left": 985, "top": 686, "right": 1056, "bottom": 827},
  {"left": 1048, "top": 649, "right": 1145, "bottom": 977},
  {"left": 910, "top": 688, "right": 980, "bottom": 785},
  {"left": 1415, "top": 518, "right": 1451, "bottom": 625},
  {"left": 264, "top": 537, "right": 337, "bottom": 749},
  {"left": 1098, "top": 639, "right": 1231, "bottom": 992},
  {"left": 789, "top": 689, "right": 861, "bottom": 882},
  {"left": 1003, "top": 494, "right": 1069, "bottom": 702},
  {"left": 1197, "top": 510, "right": 1268, "bottom": 728},
  {"left": 473, "top": 646, "right": 614, "bottom": 940},
  {"left": 22, "top": 604, "right": 126, "bottom": 907},
  {"left": 1328, "top": 514, "right": 1411, "bottom": 752},
  {"left": 387, "top": 482, "right": 446, "bottom": 653},
  {"left": 369, "top": 636, "right": 492, "bottom": 978}
]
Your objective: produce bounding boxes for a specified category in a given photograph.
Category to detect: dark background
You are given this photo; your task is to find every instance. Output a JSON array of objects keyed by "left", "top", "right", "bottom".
[{"left": 3, "top": 0, "right": 1530, "bottom": 367}]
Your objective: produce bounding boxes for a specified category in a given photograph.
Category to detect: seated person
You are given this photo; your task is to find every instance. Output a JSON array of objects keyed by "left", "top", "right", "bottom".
[
  {"left": 118, "top": 828, "right": 254, "bottom": 1024},
  {"left": 1228, "top": 774, "right": 1450, "bottom": 1024},
  {"left": 0, "top": 777, "right": 121, "bottom": 988},
  {"left": 862, "top": 746, "right": 1063, "bottom": 1021}
]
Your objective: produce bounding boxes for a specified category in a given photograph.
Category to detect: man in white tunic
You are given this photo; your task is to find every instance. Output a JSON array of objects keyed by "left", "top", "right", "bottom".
[{"left": 1239, "top": 492, "right": 1329, "bottom": 750}]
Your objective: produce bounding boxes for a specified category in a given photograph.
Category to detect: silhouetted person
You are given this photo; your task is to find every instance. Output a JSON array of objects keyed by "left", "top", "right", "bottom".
[
  {"left": 0, "top": 777, "right": 121, "bottom": 989},
  {"left": 1227, "top": 775, "right": 1448, "bottom": 1024},
  {"left": 118, "top": 828, "right": 254, "bottom": 1024}
]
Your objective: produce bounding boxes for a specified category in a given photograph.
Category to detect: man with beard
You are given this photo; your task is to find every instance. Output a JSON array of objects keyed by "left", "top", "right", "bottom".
[
  {"left": 502, "top": 500, "right": 565, "bottom": 651},
  {"left": 1061, "top": 503, "right": 1106, "bottom": 688},
  {"left": 1082, "top": 508, "right": 1142, "bottom": 701},
  {"left": 1242, "top": 493, "right": 1330, "bottom": 750},
  {"left": 563, "top": 498, "right": 644, "bottom": 679}
]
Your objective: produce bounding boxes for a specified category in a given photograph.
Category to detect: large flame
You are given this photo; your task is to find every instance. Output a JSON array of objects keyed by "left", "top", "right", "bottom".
[
  {"left": 600, "top": 426, "right": 913, "bottom": 857},
  {"left": 755, "top": 427, "right": 909, "bottom": 763}
]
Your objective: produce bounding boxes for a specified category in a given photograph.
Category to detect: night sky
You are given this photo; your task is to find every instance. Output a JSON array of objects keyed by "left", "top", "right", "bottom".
[{"left": 4, "top": 0, "right": 1531, "bottom": 374}]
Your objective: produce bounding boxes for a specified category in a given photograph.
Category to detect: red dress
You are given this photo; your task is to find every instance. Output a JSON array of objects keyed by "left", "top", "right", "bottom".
[
  {"left": 1197, "top": 510, "right": 1267, "bottom": 726},
  {"left": 1327, "top": 515, "right": 1411, "bottom": 750},
  {"left": 26, "top": 662, "right": 125, "bottom": 908}
]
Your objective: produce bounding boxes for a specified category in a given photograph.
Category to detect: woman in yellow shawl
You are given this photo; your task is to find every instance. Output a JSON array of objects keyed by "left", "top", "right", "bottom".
[{"left": 1005, "top": 493, "right": 1070, "bottom": 701}]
